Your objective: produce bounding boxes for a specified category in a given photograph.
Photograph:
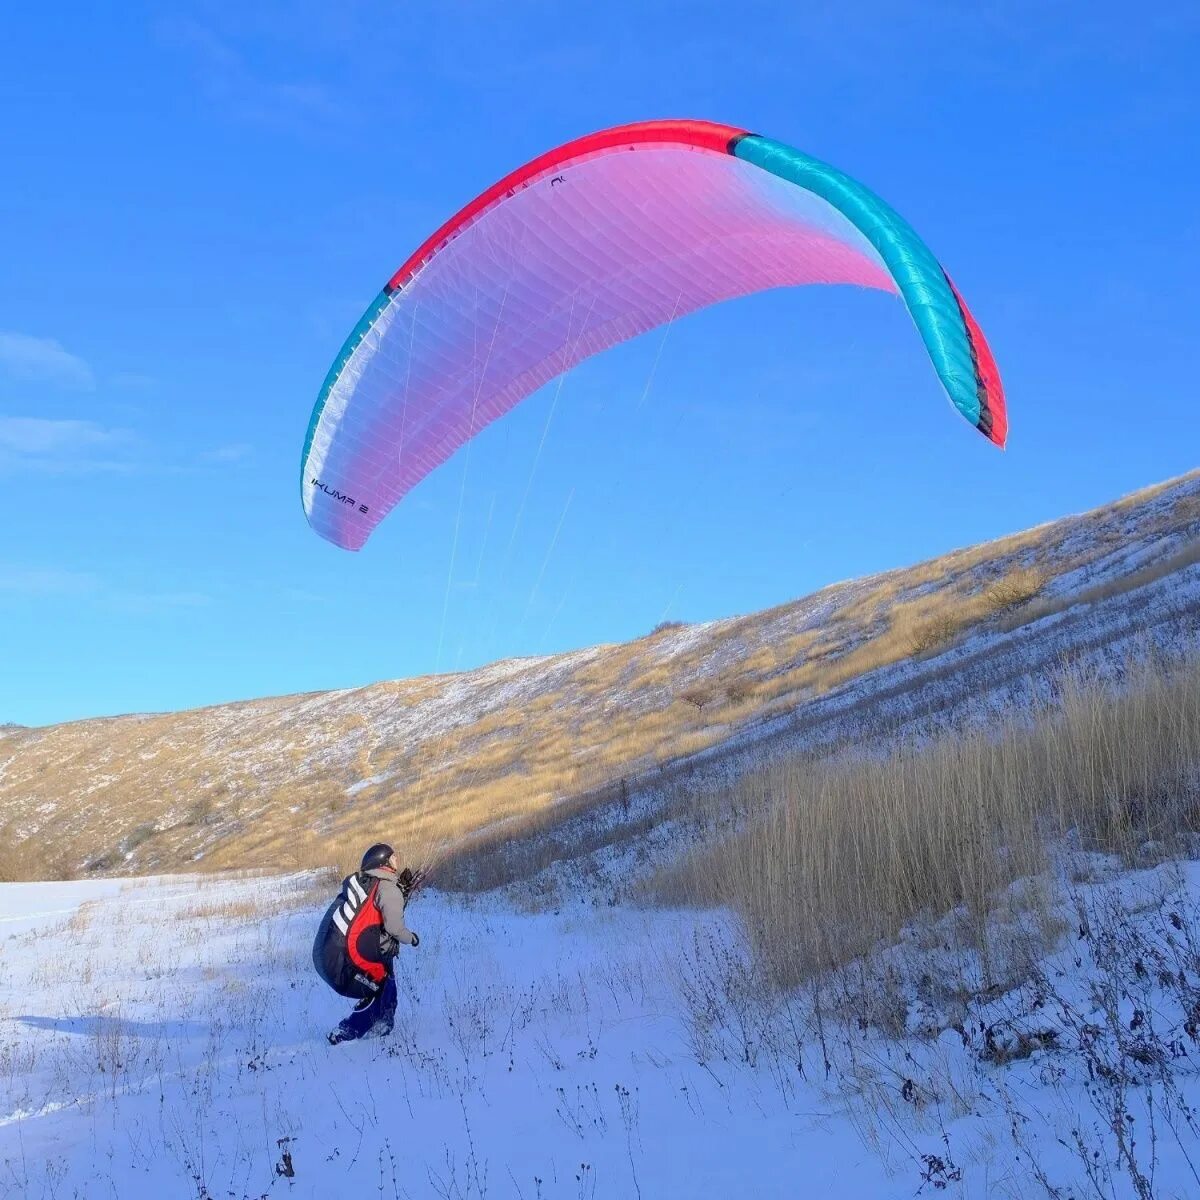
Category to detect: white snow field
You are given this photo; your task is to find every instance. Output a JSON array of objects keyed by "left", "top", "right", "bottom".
[{"left": 5, "top": 861, "right": 1200, "bottom": 1198}]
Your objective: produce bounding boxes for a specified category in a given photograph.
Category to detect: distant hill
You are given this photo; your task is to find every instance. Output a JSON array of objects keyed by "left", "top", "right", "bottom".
[{"left": 1, "top": 472, "right": 1198, "bottom": 881}]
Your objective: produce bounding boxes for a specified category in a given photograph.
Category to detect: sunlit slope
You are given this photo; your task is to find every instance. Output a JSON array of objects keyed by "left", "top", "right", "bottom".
[{"left": 1, "top": 472, "right": 1197, "bottom": 880}]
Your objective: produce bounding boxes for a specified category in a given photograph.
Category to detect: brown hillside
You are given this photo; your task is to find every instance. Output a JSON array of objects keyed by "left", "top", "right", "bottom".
[{"left": 1, "top": 472, "right": 1197, "bottom": 882}]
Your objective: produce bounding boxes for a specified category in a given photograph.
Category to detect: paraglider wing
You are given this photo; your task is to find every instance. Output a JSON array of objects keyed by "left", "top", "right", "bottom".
[{"left": 301, "top": 119, "right": 1005, "bottom": 551}]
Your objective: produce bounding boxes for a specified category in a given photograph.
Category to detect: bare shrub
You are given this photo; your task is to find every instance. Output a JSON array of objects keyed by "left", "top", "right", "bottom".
[
  {"left": 649, "top": 619, "right": 687, "bottom": 636},
  {"left": 982, "top": 565, "right": 1046, "bottom": 613},
  {"left": 903, "top": 612, "right": 963, "bottom": 657},
  {"left": 678, "top": 688, "right": 714, "bottom": 715}
]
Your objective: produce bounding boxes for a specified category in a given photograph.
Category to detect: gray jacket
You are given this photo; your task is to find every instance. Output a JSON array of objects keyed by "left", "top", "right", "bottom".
[{"left": 365, "top": 867, "right": 417, "bottom": 952}]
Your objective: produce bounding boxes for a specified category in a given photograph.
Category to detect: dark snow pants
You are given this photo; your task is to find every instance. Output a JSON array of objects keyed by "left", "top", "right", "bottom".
[{"left": 334, "top": 975, "right": 397, "bottom": 1041}]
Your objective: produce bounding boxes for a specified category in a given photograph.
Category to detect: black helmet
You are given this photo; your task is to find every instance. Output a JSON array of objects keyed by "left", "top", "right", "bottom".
[{"left": 360, "top": 843, "right": 395, "bottom": 873}]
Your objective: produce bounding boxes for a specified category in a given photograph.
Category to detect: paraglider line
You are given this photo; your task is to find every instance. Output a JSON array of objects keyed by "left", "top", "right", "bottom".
[
  {"left": 483, "top": 292, "right": 593, "bottom": 659},
  {"left": 524, "top": 487, "right": 575, "bottom": 620},
  {"left": 502, "top": 292, "right": 592, "bottom": 563},
  {"left": 463, "top": 492, "right": 497, "bottom": 589},
  {"left": 436, "top": 284, "right": 510, "bottom": 671},
  {"left": 658, "top": 582, "right": 685, "bottom": 626},
  {"left": 538, "top": 566, "right": 581, "bottom": 652},
  {"left": 633, "top": 289, "right": 681, "bottom": 411}
]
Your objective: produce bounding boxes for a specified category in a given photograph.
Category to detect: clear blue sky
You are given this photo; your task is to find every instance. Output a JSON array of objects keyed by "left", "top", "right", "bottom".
[{"left": 3, "top": 2, "right": 1197, "bottom": 726}]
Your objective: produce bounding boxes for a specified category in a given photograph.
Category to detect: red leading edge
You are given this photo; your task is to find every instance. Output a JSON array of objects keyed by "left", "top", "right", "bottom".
[{"left": 385, "top": 120, "right": 751, "bottom": 294}]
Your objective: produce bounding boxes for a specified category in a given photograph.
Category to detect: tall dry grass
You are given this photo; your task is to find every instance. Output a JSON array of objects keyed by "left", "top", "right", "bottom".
[{"left": 653, "top": 655, "right": 1200, "bottom": 990}]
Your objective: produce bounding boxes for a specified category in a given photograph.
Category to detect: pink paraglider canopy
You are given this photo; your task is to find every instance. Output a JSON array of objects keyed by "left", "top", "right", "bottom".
[{"left": 302, "top": 120, "right": 1002, "bottom": 550}]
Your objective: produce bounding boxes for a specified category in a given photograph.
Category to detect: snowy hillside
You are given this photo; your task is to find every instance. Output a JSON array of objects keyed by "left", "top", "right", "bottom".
[
  {"left": 5, "top": 859, "right": 1200, "bottom": 1198},
  {"left": 2, "top": 472, "right": 1198, "bottom": 883}
]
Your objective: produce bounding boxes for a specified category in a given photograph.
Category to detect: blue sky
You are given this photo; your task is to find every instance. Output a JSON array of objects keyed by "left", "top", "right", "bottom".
[{"left": 2, "top": 2, "right": 1197, "bottom": 726}]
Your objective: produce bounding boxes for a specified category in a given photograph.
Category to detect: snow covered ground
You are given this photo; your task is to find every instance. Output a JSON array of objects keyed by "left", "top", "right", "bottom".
[{"left": 5, "top": 863, "right": 1200, "bottom": 1198}]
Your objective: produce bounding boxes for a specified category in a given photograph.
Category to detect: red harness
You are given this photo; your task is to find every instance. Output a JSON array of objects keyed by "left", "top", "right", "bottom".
[{"left": 343, "top": 877, "right": 387, "bottom": 984}]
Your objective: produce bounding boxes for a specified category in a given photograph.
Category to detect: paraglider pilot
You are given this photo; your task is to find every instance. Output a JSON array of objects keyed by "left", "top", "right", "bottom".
[{"left": 312, "top": 843, "right": 419, "bottom": 1044}]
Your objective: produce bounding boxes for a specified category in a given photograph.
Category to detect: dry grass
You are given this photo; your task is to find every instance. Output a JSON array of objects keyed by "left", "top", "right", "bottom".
[
  {"left": 171, "top": 869, "right": 343, "bottom": 920},
  {"left": 1000, "top": 540, "right": 1200, "bottom": 633},
  {"left": 0, "top": 832, "right": 81, "bottom": 883},
  {"left": 0, "top": 840, "right": 34, "bottom": 883},
  {"left": 891, "top": 566, "right": 1047, "bottom": 660},
  {"left": 653, "top": 654, "right": 1200, "bottom": 990}
]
